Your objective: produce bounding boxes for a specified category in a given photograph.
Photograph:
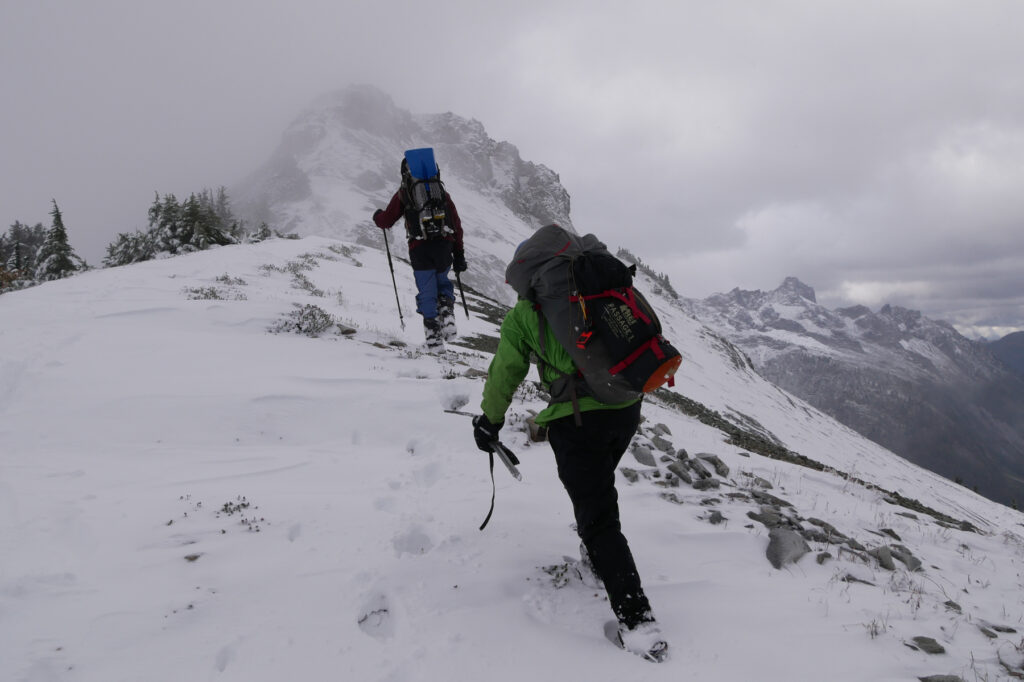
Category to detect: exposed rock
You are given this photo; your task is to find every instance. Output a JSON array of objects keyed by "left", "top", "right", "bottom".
[
  {"left": 666, "top": 461, "right": 693, "bottom": 485},
  {"left": 747, "top": 507, "right": 788, "bottom": 529},
  {"left": 631, "top": 444, "right": 657, "bottom": 467},
  {"left": 697, "top": 453, "right": 730, "bottom": 477},
  {"left": 891, "top": 544, "right": 923, "bottom": 572},
  {"left": 688, "top": 458, "right": 713, "bottom": 480},
  {"left": 750, "top": 490, "right": 792, "bottom": 507},
  {"left": 766, "top": 527, "right": 811, "bottom": 569},
  {"left": 869, "top": 546, "right": 897, "bottom": 570},
  {"left": 692, "top": 478, "right": 721, "bottom": 491},
  {"left": 910, "top": 636, "right": 946, "bottom": 655}
]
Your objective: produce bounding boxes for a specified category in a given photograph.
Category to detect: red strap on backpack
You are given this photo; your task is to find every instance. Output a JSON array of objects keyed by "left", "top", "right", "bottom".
[
  {"left": 569, "top": 287, "right": 651, "bottom": 325},
  {"left": 609, "top": 335, "right": 667, "bottom": 375}
]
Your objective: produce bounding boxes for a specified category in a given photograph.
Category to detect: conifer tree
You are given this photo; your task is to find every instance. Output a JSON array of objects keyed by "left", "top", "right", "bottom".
[
  {"left": 34, "top": 201, "right": 84, "bottom": 282},
  {"left": 103, "top": 229, "right": 156, "bottom": 267}
]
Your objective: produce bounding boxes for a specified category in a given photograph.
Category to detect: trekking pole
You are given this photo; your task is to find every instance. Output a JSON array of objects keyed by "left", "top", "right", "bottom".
[
  {"left": 382, "top": 228, "right": 405, "bottom": 330},
  {"left": 455, "top": 272, "right": 470, "bottom": 318}
]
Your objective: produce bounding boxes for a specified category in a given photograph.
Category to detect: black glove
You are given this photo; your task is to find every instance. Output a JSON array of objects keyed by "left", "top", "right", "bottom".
[
  {"left": 472, "top": 414, "right": 503, "bottom": 453},
  {"left": 452, "top": 251, "right": 467, "bottom": 273}
]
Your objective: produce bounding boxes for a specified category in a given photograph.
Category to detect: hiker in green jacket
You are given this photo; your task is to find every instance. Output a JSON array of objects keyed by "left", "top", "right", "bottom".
[{"left": 473, "top": 298, "right": 669, "bottom": 661}]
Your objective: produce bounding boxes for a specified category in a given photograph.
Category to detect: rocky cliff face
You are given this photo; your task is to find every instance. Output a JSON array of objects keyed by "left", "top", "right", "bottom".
[
  {"left": 989, "top": 331, "right": 1024, "bottom": 377},
  {"left": 681, "top": 277, "right": 1024, "bottom": 507},
  {"left": 232, "top": 85, "right": 573, "bottom": 306}
]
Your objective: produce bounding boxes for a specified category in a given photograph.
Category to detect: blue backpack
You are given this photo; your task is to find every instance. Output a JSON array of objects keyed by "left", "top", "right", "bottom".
[{"left": 402, "top": 148, "right": 451, "bottom": 241}]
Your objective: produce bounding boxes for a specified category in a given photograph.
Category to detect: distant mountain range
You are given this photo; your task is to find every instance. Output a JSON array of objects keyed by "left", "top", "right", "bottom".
[
  {"left": 679, "top": 278, "right": 1024, "bottom": 507},
  {"left": 988, "top": 331, "right": 1024, "bottom": 377}
]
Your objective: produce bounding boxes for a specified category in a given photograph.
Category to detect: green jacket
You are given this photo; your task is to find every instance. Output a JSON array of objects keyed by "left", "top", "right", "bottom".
[{"left": 480, "top": 299, "right": 639, "bottom": 426}]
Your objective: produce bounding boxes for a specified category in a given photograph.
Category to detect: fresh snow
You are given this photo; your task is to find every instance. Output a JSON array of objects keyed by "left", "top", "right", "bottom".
[{"left": 3, "top": 236, "right": 1024, "bottom": 682}]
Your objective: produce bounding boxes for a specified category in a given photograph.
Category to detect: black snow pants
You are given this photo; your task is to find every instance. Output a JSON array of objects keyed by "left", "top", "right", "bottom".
[{"left": 546, "top": 400, "right": 653, "bottom": 628}]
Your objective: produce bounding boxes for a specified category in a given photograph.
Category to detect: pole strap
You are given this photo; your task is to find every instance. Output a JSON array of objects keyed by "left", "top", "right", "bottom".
[{"left": 479, "top": 450, "right": 497, "bottom": 531}]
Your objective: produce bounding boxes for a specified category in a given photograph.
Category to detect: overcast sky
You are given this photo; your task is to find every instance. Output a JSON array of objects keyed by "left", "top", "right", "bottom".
[{"left": 3, "top": 1, "right": 1023, "bottom": 337}]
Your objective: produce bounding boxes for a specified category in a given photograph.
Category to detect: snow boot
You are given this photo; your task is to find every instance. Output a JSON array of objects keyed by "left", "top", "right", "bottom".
[
  {"left": 437, "top": 295, "right": 457, "bottom": 341},
  {"left": 607, "top": 619, "right": 670, "bottom": 663},
  {"left": 423, "top": 317, "right": 444, "bottom": 351}
]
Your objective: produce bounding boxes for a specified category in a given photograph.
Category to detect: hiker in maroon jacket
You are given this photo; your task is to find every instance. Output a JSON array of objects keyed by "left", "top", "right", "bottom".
[{"left": 373, "top": 158, "right": 466, "bottom": 349}]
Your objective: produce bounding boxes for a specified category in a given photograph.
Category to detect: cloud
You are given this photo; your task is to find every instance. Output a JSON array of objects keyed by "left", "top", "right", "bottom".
[{"left": 3, "top": 0, "right": 1024, "bottom": 334}]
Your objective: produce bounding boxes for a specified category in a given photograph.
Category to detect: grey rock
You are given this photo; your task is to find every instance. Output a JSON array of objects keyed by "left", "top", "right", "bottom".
[
  {"left": 651, "top": 423, "right": 672, "bottom": 437},
  {"left": 766, "top": 527, "right": 811, "bottom": 569},
  {"left": 747, "top": 508, "right": 787, "bottom": 529},
  {"left": 807, "top": 518, "right": 847, "bottom": 540},
  {"left": 688, "top": 458, "right": 713, "bottom": 480},
  {"left": 692, "top": 478, "right": 721, "bottom": 491},
  {"left": 675, "top": 448, "right": 690, "bottom": 460},
  {"left": 844, "top": 537, "right": 867, "bottom": 552},
  {"left": 869, "top": 546, "right": 897, "bottom": 571},
  {"left": 651, "top": 435, "right": 674, "bottom": 453},
  {"left": 631, "top": 444, "right": 657, "bottom": 467},
  {"left": 750, "top": 489, "right": 792, "bottom": 507},
  {"left": 707, "top": 510, "right": 726, "bottom": 525},
  {"left": 816, "top": 552, "right": 833, "bottom": 565},
  {"left": 910, "top": 636, "right": 945, "bottom": 655},
  {"left": 620, "top": 468, "right": 639, "bottom": 483},
  {"left": 891, "top": 544, "right": 923, "bottom": 572},
  {"left": 918, "top": 676, "right": 964, "bottom": 682},
  {"left": 697, "top": 453, "right": 730, "bottom": 478},
  {"left": 666, "top": 461, "right": 693, "bottom": 484}
]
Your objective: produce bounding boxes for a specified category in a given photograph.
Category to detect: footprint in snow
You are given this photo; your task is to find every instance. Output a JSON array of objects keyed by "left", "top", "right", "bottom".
[
  {"left": 392, "top": 525, "right": 434, "bottom": 557},
  {"left": 357, "top": 591, "right": 395, "bottom": 639}
]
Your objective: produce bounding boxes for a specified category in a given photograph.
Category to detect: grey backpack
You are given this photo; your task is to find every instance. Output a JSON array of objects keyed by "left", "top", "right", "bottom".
[{"left": 505, "top": 224, "right": 681, "bottom": 420}]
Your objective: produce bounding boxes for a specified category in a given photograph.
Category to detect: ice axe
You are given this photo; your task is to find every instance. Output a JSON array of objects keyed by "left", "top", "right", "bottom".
[{"left": 445, "top": 408, "right": 522, "bottom": 530}]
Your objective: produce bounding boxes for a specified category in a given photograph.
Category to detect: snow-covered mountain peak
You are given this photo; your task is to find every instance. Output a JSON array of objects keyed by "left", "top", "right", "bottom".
[{"left": 233, "top": 85, "right": 572, "bottom": 308}]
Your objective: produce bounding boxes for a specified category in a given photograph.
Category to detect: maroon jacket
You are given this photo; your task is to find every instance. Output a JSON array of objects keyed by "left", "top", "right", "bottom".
[{"left": 373, "top": 188, "right": 464, "bottom": 257}]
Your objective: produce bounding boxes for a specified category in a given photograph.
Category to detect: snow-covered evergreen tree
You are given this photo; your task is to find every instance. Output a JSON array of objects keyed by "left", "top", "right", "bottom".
[
  {"left": 103, "top": 229, "right": 156, "bottom": 267},
  {"left": 34, "top": 201, "right": 84, "bottom": 282}
]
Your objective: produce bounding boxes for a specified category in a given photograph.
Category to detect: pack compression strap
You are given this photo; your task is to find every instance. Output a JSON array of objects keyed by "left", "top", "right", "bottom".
[
  {"left": 570, "top": 287, "right": 651, "bottom": 325},
  {"left": 609, "top": 335, "right": 667, "bottom": 376}
]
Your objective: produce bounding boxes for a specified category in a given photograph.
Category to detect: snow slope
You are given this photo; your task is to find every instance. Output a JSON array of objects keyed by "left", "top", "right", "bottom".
[{"left": 2, "top": 237, "right": 1023, "bottom": 682}]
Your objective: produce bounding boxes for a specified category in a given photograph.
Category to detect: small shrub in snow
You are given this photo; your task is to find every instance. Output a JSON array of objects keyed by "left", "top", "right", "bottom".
[
  {"left": 269, "top": 303, "right": 337, "bottom": 337},
  {"left": 184, "top": 286, "right": 246, "bottom": 301},
  {"left": 215, "top": 274, "right": 246, "bottom": 286}
]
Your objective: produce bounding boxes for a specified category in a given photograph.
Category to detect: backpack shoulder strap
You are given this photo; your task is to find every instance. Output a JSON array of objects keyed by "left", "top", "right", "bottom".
[{"left": 536, "top": 309, "right": 584, "bottom": 427}]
